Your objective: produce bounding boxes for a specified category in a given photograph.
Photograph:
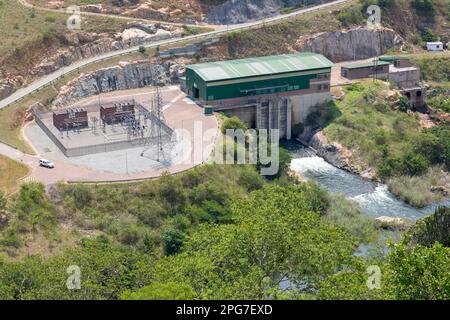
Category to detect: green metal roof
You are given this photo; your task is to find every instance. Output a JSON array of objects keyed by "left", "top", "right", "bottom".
[
  {"left": 186, "top": 52, "right": 333, "bottom": 82},
  {"left": 342, "top": 60, "right": 391, "bottom": 69}
]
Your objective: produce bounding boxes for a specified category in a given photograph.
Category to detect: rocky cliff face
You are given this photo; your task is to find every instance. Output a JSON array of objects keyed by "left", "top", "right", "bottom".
[
  {"left": 205, "top": 0, "right": 333, "bottom": 24},
  {"left": 53, "top": 60, "right": 185, "bottom": 106},
  {"left": 32, "top": 24, "right": 181, "bottom": 77},
  {"left": 295, "top": 27, "right": 404, "bottom": 62}
]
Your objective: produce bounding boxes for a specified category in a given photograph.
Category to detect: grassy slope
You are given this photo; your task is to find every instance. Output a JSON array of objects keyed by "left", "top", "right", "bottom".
[
  {"left": 0, "top": 103, "right": 34, "bottom": 154},
  {"left": 323, "top": 82, "right": 448, "bottom": 207},
  {"left": 324, "top": 81, "right": 421, "bottom": 169},
  {"left": 0, "top": 155, "right": 29, "bottom": 194},
  {"left": 0, "top": 0, "right": 124, "bottom": 58},
  {"left": 377, "top": 0, "right": 449, "bottom": 44}
]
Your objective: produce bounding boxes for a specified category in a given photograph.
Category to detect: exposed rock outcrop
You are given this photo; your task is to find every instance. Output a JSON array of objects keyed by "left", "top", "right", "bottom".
[
  {"left": 52, "top": 60, "right": 185, "bottom": 106},
  {"left": 206, "top": 0, "right": 334, "bottom": 24},
  {"left": 126, "top": 3, "right": 170, "bottom": 21},
  {"left": 32, "top": 26, "right": 181, "bottom": 77},
  {"left": 0, "top": 77, "right": 24, "bottom": 100},
  {"left": 376, "top": 216, "right": 411, "bottom": 231},
  {"left": 0, "top": 81, "right": 16, "bottom": 101},
  {"left": 309, "top": 131, "right": 378, "bottom": 180},
  {"left": 295, "top": 27, "right": 404, "bottom": 62}
]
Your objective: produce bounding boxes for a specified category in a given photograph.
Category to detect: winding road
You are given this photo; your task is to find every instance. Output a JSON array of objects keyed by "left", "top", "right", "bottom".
[{"left": 0, "top": 0, "right": 351, "bottom": 110}]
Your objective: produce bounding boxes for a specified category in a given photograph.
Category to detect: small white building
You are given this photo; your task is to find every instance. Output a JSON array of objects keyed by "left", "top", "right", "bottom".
[{"left": 426, "top": 42, "right": 444, "bottom": 51}]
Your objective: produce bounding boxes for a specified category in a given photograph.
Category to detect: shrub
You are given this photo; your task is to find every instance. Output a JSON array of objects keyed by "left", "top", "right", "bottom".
[
  {"left": 61, "top": 184, "right": 93, "bottom": 210},
  {"left": 387, "top": 167, "right": 445, "bottom": 208},
  {"left": 221, "top": 116, "right": 248, "bottom": 134},
  {"left": 306, "top": 110, "right": 321, "bottom": 127},
  {"left": 292, "top": 122, "right": 305, "bottom": 136},
  {"left": 400, "top": 151, "right": 428, "bottom": 176},
  {"left": 325, "top": 195, "right": 378, "bottom": 243},
  {"left": 412, "top": 0, "right": 435, "bottom": 16},
  {"left": 399, "top": 96, "right": 410, "bottom": 112},
  {"left": 44, "top": 13, "right": 57, "bottom": 23},
  {"left": 409, "top": 206, "right": 450, "bottom": 247},
  {"left": 421, "top": 28, "right": 437, "bottom": 42},
  {"left": 237, "top": 167, "right": 265, "bottom": 192},
  {"left": 162, "top": 228, "right": 185, "bottom": 255},
  {"left": 41, "top": 27, "right": 55, "bottom": 42},
  {"left": 337, "top": 6, "right": 365, "bottom": 27}
]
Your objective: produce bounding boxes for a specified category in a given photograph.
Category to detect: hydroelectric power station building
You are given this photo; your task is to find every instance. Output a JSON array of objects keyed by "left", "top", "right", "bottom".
[{"left": 184, "top": 52, "right": 333, "bottom": 139}]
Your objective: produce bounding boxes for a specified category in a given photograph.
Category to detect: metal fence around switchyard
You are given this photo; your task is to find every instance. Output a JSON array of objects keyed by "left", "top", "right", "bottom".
[{"left": 32, "top": 100, "right": 173, "bottom": 158}]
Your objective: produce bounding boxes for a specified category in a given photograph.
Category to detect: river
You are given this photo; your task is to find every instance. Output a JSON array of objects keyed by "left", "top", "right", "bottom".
[{"left": 285, "top": 141, "right": 450, "bottom": 221}]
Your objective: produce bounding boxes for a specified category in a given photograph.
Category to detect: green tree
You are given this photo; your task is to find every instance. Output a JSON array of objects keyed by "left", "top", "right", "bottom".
[
  {"left": 387, "top": 242, "right": 450, "bottom": 300},
  {"left": 150, "top": 185, "right": 356, "bottom": 299},
  {"left": 121, "top": 282, "right": 196, "bottom": 300},
  {"left": 0, "top": 240, "right": 154, "bottom": 300},
  {"left": 221, "top": 116, "right": 248, "bottom": 134},
  {"left": 400, "top": 151, "right": 428, "bottom": 176},
  {"left": 162, "top": 228, "right": 185, "bottom": 255},
  {"left": 409, "top": 206, "right": 450, "bottom": 247}
]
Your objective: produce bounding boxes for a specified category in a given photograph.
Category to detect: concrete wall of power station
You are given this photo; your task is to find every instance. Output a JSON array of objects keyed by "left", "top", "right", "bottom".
[
  {"left": 218, "top": 91, "right": 331, "bottom": 140},
  {"left": 289, "top": 92, "right": 332, "bottom": 125}
]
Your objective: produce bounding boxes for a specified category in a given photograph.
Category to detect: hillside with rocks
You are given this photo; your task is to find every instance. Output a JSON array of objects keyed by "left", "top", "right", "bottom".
[
  {"left": 52, "top": 59, "right": 186, "bottom": 106},
  {"left": 30, "top": 0, "right": 335, "bottom": 24},
  {"left": 295, "top": 27, "right": 404, "bottom": 62},
  {"left": 205, "top": 0, "right": 335, "bottom": 24},
  {"left": 0, "top": 22, "right": 183, "bottom": 101}
]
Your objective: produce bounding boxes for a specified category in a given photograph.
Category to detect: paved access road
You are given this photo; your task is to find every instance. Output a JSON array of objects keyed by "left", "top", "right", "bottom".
[{"left": 0, "top": 0, "right": 351, "bottom": 110}]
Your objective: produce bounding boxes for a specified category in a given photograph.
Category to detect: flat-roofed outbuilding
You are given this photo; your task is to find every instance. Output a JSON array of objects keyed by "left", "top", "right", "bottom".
[{"left": 341, "top": 61, "right": 390, "bottom": 80}]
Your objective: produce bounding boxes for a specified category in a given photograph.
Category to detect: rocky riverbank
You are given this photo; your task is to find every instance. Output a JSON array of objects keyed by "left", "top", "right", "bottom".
[{"left": 307, "top": 131, "right": 379, "bottom": 181}]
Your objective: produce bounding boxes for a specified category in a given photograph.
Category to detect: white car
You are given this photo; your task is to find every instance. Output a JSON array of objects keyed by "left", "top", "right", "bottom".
[{"left": 39, "top": 159, "right": 55, "bottom": 169}]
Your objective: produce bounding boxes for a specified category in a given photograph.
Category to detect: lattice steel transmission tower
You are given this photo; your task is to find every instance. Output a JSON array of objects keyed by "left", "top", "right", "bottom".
[{"left": 140, "top": 87, "right": 171, "bottom": 162}]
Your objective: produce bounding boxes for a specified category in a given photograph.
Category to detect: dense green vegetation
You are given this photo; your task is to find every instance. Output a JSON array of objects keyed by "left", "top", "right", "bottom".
[
  {"left": 1, "top": 177, "right": 447, "bottom": 299},
  {"left": 0, "top": 160, "right": 449, "bottom": 299},
  {"left": 0, "top": 117, "right": 381, "bottom": 299},
  {"left": 0, "top": 165, "right": 266, "bottom": 257},
  {"left": 412, "top": 56, "right": 450, "bottom": 83},
  {"left": 408, "top": 206, "right": 450, "bottom": 247},
  {"left": 427, "top": 91, "right": 450, "bottom": 112}
]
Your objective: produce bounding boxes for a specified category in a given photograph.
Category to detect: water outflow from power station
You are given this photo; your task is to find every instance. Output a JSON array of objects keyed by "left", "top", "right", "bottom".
[{"left": 285, "top": 141, "right": 450, "bottom": 221}]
